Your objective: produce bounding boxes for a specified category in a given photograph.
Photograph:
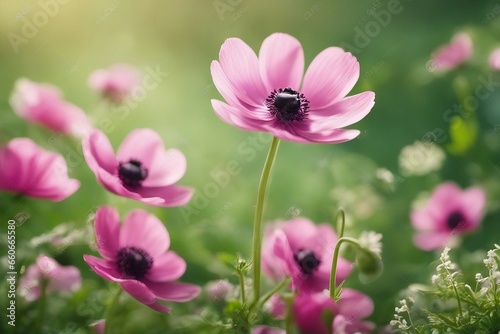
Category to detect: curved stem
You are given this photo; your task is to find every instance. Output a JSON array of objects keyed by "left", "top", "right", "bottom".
[
  {"left": 253, "top": 276, "right": 291, "bottom": 312},
  {"left": 104, "top": 287, "right": 122, "bottom": 334},
  {"left": 335, "top": 209, "right": 346, "bottom": 240},
  {"left": 251, "top": 137, "right": 281, "bottom": 305},
  {"left": 329, "top": 237, "right": 360, "bottom": 299}
]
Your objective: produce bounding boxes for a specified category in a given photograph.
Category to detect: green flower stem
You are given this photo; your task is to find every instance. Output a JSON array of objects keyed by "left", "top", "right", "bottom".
[
  {"left": 34, "top": 280, "right": 47, "bottom": 333},
  {"left": 283, "top": 293, "right": 296, "bottom": 334},
  {"left": 104, "top": 287, "right": 122, "bottom": 334},
  {"left": 252, "top": 276, "right": 291, "bottom": 312},
  {"left": 335, "top": 210, "right": 346, "bottom": 240},
  {"left": 251, "top": 136, "right": 281, "bottom": 305},
  {"left": 329, "top": 237, "right": 360, "bottom": 299},
  {"left": 238, "top": 268, "right": 247, "bottom": 306}
]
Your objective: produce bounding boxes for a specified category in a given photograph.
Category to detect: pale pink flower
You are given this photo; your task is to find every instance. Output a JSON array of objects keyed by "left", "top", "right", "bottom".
[
  {"left": 267, "top": 293, "right": 286, "bottom": 319},
  {"left": 293, "top": 289, "right": 374, "bottom": 334},
  {"left": 262, "top": 218, "right": 352, "bottom": 293},
  {"left": 489, "top": 48, "right": 500, "bottom": 70},
  {"left": 251, "top": 326, "right": 285, "bottom": 334},
  {"left": 206, "top": 279, "right": 232, "bottom": 301},
  {"left": 84, "top": 206, "right": 200, "bottom": 312},
  {"left": 0, "top": 138, "right": 80, "bottom": 201},
  {"left": 88, "top": 64, "right": 141, "bottom": 103},
  {"left": 411, "top": 182, "right": 486, "bottom": 250},
  {"left": 82, "top": 128, "right": 193, "bottom": 207},
  {"left": 9, "top": 78, "right": 91, "bottom": 137},
  {"left": 90, "top": 320, "right": 105, "bottom": 334},
  {"left": 431, "top": 32, "right": 472, "bottom": 71},
  {"left": 211, "top": 33, "right": 375, "bottom": 143},
  {"left": 19, "top": 254, "right": 81, "bottom": 302}
]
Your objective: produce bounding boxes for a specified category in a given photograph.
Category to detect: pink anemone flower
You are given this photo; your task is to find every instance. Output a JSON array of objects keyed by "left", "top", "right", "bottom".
[
  {"left": 19, "top": 254, "right": 81, "bottom": 302},
  {"left": 262, "top": 218, "right": 352, "bottom": 293},
  {"left": 210, "top": 33, "right": 375, "bottom": 144},
  {"left": 83, "top": 206, "right": 200, "bottom": 312},
  {"left": 293, "top": 289, "right": 375, "bottom": 334},
  {"left": 82, "top": 128, "right": 193, "bottom": 207},
  {"left": 411, "top": 182, "right": 486, "bottom": 250},
  {"left": 0, "top": 138, "right": 80, "bottom": 201},
  {"left": 9, "top": 78, "right": 91, "bottom": 137},
  {"left": 431, "top": 32, "right": 472, "bottom": 71},
  {"left": 88, "top": 63, "right": 141, "bottom": 103},
  {"left": 489, "top": 48, "right": 500, "bottom": 70}
]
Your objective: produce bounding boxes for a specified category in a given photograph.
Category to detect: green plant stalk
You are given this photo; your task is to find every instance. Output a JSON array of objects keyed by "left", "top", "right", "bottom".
[
  {"left": 335, "top": 210, "right": 346, "bottom": 239},
  {"left": 284, "top": 293, "right": 295, "bottom": 334},
  {"left": 251, "top": 136, "right": 281, "bottom": 305},
  {"left": 329, "top": 237, "right": 360, "bottom": 299},
  {"left": 238, "top": 268, "right": 246, "bottom": 306},
  {"left": 34, "top": 279, "right": 48, "bottom": 333},
  {"left": 253, "top": 276, "right": 291, "bottom": 312},
  {"left": 104, "top": 287, "right": 122, "bottom": 334}
]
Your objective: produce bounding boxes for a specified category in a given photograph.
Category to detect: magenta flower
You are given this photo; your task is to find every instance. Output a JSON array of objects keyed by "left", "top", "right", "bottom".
[
  {"left": 293, "top": 289, "right": 374, "bottom": 334},
  {"left": 19, "top": 254, "right": 81, "bottom": 302},
  {"left": 9, "top": 78, "right": 91, "bottom": 137},
  {"left": 489, "top": 48, "right": 500, "bottom": 70},
  {"left": 210, "top": 33, "right": 375, "bottom": 144},
  {"left": 0, "top": 138, "right": 80, "bottom": 201},
  {"left": 88, "top": 63, "right": 141, "bottom": 103},
  {"left": 431, "top": 32, "right": 472, "bottom": 71},
  {"left": 262, "top": 218, "right": 352, "bottom": 292},
  {"left": 83, "top": 206, "right": 200, "bottom": 312},
  {"left": 411, "top": 182, "right": 486, "bottom": 250},
  {"left": 82, "top": 128, "right": 193, "bottom": 207}
]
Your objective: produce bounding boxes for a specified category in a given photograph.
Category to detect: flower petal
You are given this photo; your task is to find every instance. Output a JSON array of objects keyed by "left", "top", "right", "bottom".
[
  {"left": 273, "top": 230, "right": 300, "bottom": 279},
  {"left": 145, "top": 251, "right": 187, "bottom": 282},
  {"left": 296, "top": 127, "right": 361, "bottom": 144},
  {"left": 413, "top": 231, "right": 451, "bottom": 250},
  {"left": 211, "top": 100, "right": 270, "bottom": 131},
  {"left": 134, "top": 184, "right": 194, "bottom": 207},
  {"left": 337, "top": 288, "right": 374, "bottom": 319},
  {"left": 142, "top": 148, "right": 187, "bottom": 187},
  {"left": 94, "top": 206, "right": 121, "bottom": 260},
  {"left": 82, "top": 129, "right": 117, "bottom": 174},
  {"left": 218, "top": 38, "right": 267, "bottom": 107},
  {"left": 145, "top": 281, "right": 201, "bottom": 302},
  {"left": 309, "top": 91, "right": 375, "bottom": 131},
  {"left": 281, "top": 218, "right": 318, "bottom": 251},
  {"left": 301, "top": 47, "right": 359, "bottom": 109},
  {"left": 116, "top": 128, "right": 165, "bottom": 172},
  {"left": 259, "top": 33, "right": 304, "bottom": 91},
  {"left": 460, "top": 187, "right": 486, "bottom": 224},
  {"left": 83, "top": 255, "right": 123, "bottom": 282},
  {"left": 119, "top": 280, "right": 171, "bottom": 312},
  {"left": 120, "top": 210, "right": 170, "bottom": 258}
]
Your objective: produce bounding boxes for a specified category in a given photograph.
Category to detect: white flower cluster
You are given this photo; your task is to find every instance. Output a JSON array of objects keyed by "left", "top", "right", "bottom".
[
  {"left": 358, "top": 231, "right": 383, "bottom": 257},
  {"left": 390, "top": 298, "right": 414, "bottom": 332}
]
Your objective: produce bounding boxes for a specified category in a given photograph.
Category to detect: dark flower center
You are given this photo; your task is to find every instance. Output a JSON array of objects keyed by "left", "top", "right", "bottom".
[
  {"left": 294, "top": 249, "right": 321, "bottom": 275},
  {"left": 266, "top": 88, "right": 309, "bottom": 125},
  {"left": 116, "top": 246, "right": 153, "bottom": 279},
  {"left": 118, "top": 159, "right": 148, "bottom": 188},
  {"left": 447, "top": 211, "right": 465, "bottom": 230}
]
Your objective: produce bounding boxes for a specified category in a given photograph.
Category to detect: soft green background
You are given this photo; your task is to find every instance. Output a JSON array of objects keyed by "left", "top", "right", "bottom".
[{"left": 1, "top": 0, "right": 500, "bottom": 333}]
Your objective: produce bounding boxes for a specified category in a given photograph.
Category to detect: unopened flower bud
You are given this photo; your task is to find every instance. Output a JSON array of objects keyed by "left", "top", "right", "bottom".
[{"left": 355, "top": 248, "right": 383, "bottom": 283}]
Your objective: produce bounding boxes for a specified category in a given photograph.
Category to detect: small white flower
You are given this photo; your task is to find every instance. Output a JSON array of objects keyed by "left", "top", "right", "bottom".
[
  {"left": 398, "top": 140, "right": 445, "bottom": 176},
  {"left": 358, "top": 231, "right": 383, "bottom": 257}
]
